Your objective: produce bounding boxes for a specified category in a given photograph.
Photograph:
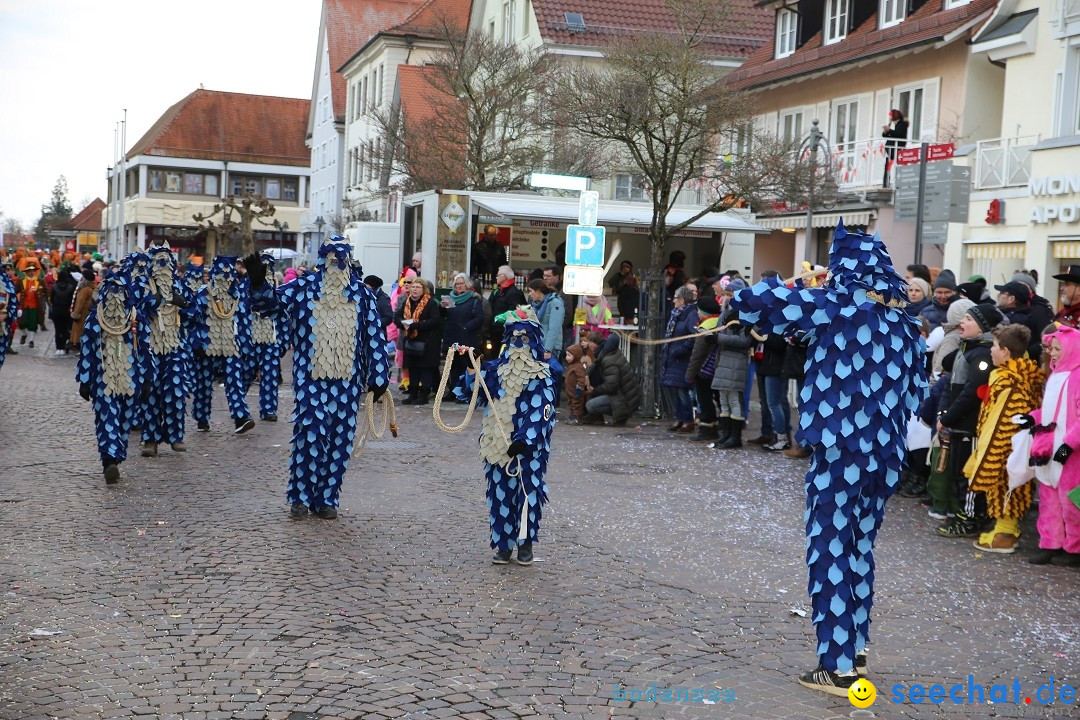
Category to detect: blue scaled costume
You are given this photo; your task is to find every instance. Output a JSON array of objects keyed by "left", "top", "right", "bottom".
[
  {"left": 0, "top": 271, "right": 16, "bottom": 372},
  {"left": 242, "top": 251, "right": 287, "bottom": 421},
  {"left": 731, "top": 224, "right": 926, "bottom": 684},
  {"left": 120, "top": 251, "right": 152, "bottom": 431},
  {"left": 190, "top": 256, "right": 255, "bottom": 433},
  {"left": 181, "top": 260, "right": 204, "bottom": 402},
  {"left": 140, "top": 245, "right": 197, "bottom": 452},
  {"left": 76, "top": 274, "right": 152, "bottom": 483},
  {"left": 457, "top": 306, "right": 556, "bottom": 564},
  {"left": 259, "top": 237, "right": 390, "bottom": 517}
]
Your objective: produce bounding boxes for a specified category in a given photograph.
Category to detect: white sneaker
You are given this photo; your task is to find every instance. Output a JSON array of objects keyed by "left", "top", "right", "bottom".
[{"left": 764, "top": 438, "right": 792, "bottom": 452}]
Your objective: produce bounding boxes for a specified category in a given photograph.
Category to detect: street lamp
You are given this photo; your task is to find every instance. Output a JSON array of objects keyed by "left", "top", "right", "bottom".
[{"left": 798, "top": 119, "right": 830, "bottom": 255}]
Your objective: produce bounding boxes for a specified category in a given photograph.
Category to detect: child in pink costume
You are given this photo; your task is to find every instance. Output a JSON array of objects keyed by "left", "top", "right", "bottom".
[{"left": 1027, "top": 326, "right": 1080, "bottom": 566}]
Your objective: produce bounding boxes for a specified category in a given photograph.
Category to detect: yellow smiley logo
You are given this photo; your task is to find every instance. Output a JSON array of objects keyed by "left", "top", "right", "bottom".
[{"left": 848, "top": 678, "right": 877, "bottom": 708}]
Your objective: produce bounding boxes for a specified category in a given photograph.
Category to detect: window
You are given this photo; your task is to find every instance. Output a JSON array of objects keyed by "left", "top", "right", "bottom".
[
  {"left": 205, "top": 175, "right": 218, "bottom": 197},
  {"left": 503, "top": 0, "right": 517, "bottom": 43},
  {"left": 880, "top": 0, "right": 905, "bottom": 28},
  {"left": 149, "top": 170, "right": 163, "bottom": 192},
  {"left": 945, "top": 0, "right": 972, "bottom": 7},
  {"left": 489, "top": 20, "right": 496, "bottom": 37},
  {"left": 825, "top": 0, "right": 850, "bottom": 44},
  {"left": 776, "top": 9, "right": 796, "bottom": 58},
  {"left": 264, "top": 179, "right": 281, "bottom": 200},
  {"left": 184, "top": 174, "right": 204, "bottom": 194},
  {"left": 374, "top": 137, "right": 381, "bottom": 180},
  {"left": 615, "top": 173, "right": 647, "bottom": 201},
  {"left": 894, "top": 86, "right": 924, "bottom": 141},
  {"left": 245, "top": 178, "right": 261, "bottom": 196},
  {"left": 832, "top": 98, "right": 858, "bottom": 147},
  {"left": 322, "top": 95, "right": 330, "bottom": 123},
  {"left": 361, "top": 76, "right": 368, "bottom": 115},
  {"left": 231, "top": 177, "right": 244, "bottom": 196},
  {"left": 377, "top": 64, "right": 384, "bottom": 108},
  {"left": 780, "top": 109, "right": 803, "bottom": 145},
  {"left": 522, "top": 0, "right": 530, "bottom": 37},
  {"left": 284, "top": 180, "right": 297, "bottom": 201},
  {"left": 165, "top": 172, "right": 182, "bottom": 193}
]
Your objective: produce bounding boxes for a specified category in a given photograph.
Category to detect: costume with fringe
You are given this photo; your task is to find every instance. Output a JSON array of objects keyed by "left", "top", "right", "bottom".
[
  {"left": 182, "top": 260, "right": 204, "bottom": 398},
  {"left": 140, "top": 245, "right": 196, "bottom": 446},
  {"left": 731, "top": 224, "right": 926, "bottom": 674},
  {"left": 75, "top": 275, "right": 152, "bottom": 468},
  {"left": 263, "top": 238, "right": 390, "bottom": 512},
  {"left": 190, "top": 256, "right": 253, "bottom": 425},
  {"left": 458, "top": 307, "right": 557, "bottom": 551},
  {"left": 242, "top": 252, "right": 287, "bottom": 420}
]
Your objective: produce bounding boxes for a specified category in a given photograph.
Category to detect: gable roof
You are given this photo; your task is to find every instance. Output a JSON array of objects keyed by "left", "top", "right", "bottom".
[
  {"left": 63, "top": 198, "right": 106, "bottom": 232},
  {"left": 388, "top": 0, "right": 472, "bottom": 36},
  {"left": 324, "top": 0, "right": 425, "bottom": 121},
  {"left": 727, "top": 0, "right": 996, "bottom": 90},
  {"left": 127, "top": 89, "right": 309, "bottom": 166},
  {"left": 532, "top": 0, "right": 772, "bottom": 58}
]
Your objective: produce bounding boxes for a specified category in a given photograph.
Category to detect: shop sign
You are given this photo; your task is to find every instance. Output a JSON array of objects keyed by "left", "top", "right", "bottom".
[{"left": 1028, "top": 174, "right": 1080, "bottom": 224}]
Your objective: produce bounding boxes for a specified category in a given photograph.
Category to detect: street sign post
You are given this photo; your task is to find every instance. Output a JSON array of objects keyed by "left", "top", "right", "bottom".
[
  {"left": 578, "top": 190, "right": 599, "bottom": 227},
  {"left": 565, "top": 224, "right": 605, "bottom": 267},
  {"left": 563, "top": 265, "right": 604, "bottom": 295}
]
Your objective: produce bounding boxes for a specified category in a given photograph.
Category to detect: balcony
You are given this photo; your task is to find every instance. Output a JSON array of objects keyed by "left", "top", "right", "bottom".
[
  {"left": 830, "top": 138, "right": 893, "bottom": 191},
  {"left": 974, "top": 135, "right": 1037, "bottom": 190}
]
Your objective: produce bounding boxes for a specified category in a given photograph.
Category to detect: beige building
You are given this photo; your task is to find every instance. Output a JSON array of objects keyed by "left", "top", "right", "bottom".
[
  {"left": 726, "top": 0, "right": 1001, "bottom": 276},
  {"left": 951, "top": 1, "right": 1080, "bottom": 306}
]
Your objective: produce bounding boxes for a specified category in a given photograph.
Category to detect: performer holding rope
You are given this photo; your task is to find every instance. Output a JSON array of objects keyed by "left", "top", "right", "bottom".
[
  {"left": 246, "top": 237, "right": 391, "bottom": 520},
  {"left": 433, "top": 306, "right": 556, "bottom": 565}
]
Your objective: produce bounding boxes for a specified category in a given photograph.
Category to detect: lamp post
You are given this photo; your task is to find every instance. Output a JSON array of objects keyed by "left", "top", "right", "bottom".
[{"left": 798, "top": 119, "right": 830, "bottom": 259}]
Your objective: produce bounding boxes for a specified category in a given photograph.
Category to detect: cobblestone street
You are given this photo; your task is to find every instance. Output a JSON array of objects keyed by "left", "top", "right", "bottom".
[{"left": 1, "top": 349, "right": 1078, "bottom": 720}]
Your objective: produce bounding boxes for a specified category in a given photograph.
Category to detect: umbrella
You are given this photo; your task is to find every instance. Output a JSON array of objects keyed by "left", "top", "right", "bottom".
[{"left": 266, "top": 248, "right": 297, "bottom": 260}]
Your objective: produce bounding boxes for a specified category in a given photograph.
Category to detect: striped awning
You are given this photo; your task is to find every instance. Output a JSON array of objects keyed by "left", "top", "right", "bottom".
[
  {"left": 1054, "top": 241, "right": 1080, "bottom": 259},
  {"left": 965, "top": 242, "right": 1026, "bottom": 260},
  {"left": 755, "top": 210, "right": 874, "bottom": 230}
]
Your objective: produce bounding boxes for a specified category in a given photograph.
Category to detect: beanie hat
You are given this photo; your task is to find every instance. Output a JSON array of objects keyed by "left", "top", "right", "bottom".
[
  {"left": 726, "top": 277, "right": 747, "bottom": 293},
  {"left": 364, "top": 275, "right": 384, "bottom": 289},
  {"left": 946, "top": 298, "right": 975, "bottom": 328},
  {"left": 933, "top": 269, "right": 957, "bottom": 291},
  {"left": 956, "top": 282, "right": 984, "bottom": 302},
  {"left": 697, "top": 295, "right": 722, "bottom": 315},
  {"left": 1012, "top": 272, "right": 1037, "bottom": 295},
  {"left": 966, "top": 304, "right": 1003, "bottom": 334},
  {"left": 908, "top": 277, "right": 931, "bottom": 298}
]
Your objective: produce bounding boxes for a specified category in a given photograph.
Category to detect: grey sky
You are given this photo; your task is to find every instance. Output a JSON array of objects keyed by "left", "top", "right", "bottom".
[{"left": 0, "top": 0, "right": 318, "bottom": 230}]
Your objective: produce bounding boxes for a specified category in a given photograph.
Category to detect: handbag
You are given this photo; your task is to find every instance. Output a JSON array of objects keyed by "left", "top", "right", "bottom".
[{"left": 403, "top": 338, "right": 426, "bottom": 356}]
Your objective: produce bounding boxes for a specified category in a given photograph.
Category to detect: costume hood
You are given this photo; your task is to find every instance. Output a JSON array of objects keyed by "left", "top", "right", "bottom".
[
  {"left": 1045, "top": 325, "right": 1080, "bottom": 374},
  {"left": 826, "top": 223, "right": 908, "bottom": 306}
]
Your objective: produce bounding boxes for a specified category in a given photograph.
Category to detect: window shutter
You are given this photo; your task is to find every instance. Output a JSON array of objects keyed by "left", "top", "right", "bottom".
[
  {"left": 874, "top": 89, "right": 892, "bottom": 136},
  {"left": 921, "top": 77, "right": 940, "bottom": 142},
  {"left": 764, "top": 111, "right": 779, "bottom": 139},
  {"left": 856, "top": 93, "right": 874, "bottom": 141},
  {"left": 814, "top": 102, "right": 831, "bottom": 141}
]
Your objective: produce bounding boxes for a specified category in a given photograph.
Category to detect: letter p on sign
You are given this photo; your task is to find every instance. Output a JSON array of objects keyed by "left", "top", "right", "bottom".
[{"left": 566, "top": 224, "right": 605, "bottom": 267}]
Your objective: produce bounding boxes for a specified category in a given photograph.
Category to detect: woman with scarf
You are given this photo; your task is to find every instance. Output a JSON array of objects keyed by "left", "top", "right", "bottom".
[
  {"left": 440, "top": 273, "right": 485, "bottom": 399},
  {"left": 527, "top": 279, "right": 564, "bottom": 360},
  {"left": 394, "top": 278, "right": 441, "bottom": 405},
  {"left": 580, "top": 293, "right": 614, "bottom": 340},
  {"left": 660, "top": 285, "right": 699, "bottom": 433}
]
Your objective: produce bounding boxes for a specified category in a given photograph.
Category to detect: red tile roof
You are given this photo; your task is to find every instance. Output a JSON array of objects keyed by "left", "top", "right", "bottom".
[
  {"left": 398, "top": 64, "right": 465, "bottom": 183},
  {"left": 532, "top": 0, "right": 772, "bottom": 57},
  {"left": 127, "top": 89, "right": 310, "bottom": 166},
  {"left": 325, "top": 0, "right": 424, "bottom": 121},
  {"left": 727, "top": 0, "right": 997, "bottom": 90},
  {"left": 63, "top": 198, "right": 106, "bottom": 232},
  {"left": 388, "top": 0, "right": 472, "bottom": 36}
]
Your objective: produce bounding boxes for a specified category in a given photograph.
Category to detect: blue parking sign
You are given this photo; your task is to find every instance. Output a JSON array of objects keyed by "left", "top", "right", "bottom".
[{"left": 565, "top": 225, "right": 605, "bottom": 267}]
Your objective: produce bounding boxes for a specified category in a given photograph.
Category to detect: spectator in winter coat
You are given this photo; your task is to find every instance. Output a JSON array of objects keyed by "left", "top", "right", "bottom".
[
  {"left": 660, "top": 285, "right": 698, "bottom": 434},
  {"left": 49, "top": 267, "right": 77, "bottom": 356},
  {"left": 905, "top": 278, "right": 931, "bottom": 317},
  {"left": 583, "top": 332, "right": 641, "bottom": 426},
  {"left": 928, "top": 298, "right": 975, "bottom": 382},
  {"left": 684, "top": 294, "right": 723, "bottom": 443},
  {"left": 708, "top": 306, "right": 753, "bottom": 449},
  {"left": 563, "top": 344, "right": 591, "bottom": 423},
  {"left": 488, "top": 265, "right": 526, "bottom": 352},
  {"left": 995, "top": 280, "right": 1045, "bottom": 361},
  {"left": 69, "top": 263, "right": 97, "bottom": 351},
  {"left": 528, "top": 279, "right": 565, "bottom": 360},
  {"left": 919, "top": 270, "right": 958, "bottom": 330},
  {"left": 364, "top": 275, "right": 394, "bottom": 329},
  {"left": 1012, "top": 272, "right": 1054, "bottom": 346},
  {"left": 439, "top": 274, "right": 486, "bottom": 399}
]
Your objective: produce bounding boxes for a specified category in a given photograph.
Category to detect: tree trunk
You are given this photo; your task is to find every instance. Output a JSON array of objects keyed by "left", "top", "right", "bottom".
[{"left": 638, "top": 234, "right": 669, "bottom": 419}]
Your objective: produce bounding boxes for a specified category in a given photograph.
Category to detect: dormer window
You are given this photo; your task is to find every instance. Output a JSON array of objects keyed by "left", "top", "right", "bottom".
[
  {"left": 776, "top": 9, "right": 797, "bottom": 58},
  {"left": 880, "top": 0, "right": 905, "bottom": 28},
  {"left": 824, "top": 0, "right": 850, "bottom": 44}
]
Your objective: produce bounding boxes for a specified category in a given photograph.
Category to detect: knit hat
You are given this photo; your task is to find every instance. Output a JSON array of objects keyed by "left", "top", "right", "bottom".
[
  {"left": 726, "top": 277, "right": 747, "bottom": 293},
  {"left": 966, "top": 304, "right": 1003, "bottom": 333},
  {"left": 697, "top": 295, "right": 722, "bottom": 315},
  {"left": 933, "top": 269, "right": 957, "bottom": 291},
  {"left": 1012, "top": 272, "right": 1037, "bottom": 295},
  {"left": 907, "top": 277, "right": 931, "bottom": 298},
  {"left": 364, "top": 275, "right": 384, "bottom": 288},
  {"left": 946, "top": 298, "right": 975, "bottom": 327},
  {"left": 956, "top": 282, "right": 983, "bottom": 302}
]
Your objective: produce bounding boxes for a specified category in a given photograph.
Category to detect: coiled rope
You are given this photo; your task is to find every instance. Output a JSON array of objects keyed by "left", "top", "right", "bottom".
[{"left": 355, "top": 390, "right": 398, "bottom": 454}]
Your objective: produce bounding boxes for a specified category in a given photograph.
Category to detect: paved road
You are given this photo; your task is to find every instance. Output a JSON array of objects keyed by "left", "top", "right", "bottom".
[{"left": 1, "top": 347, "right": 1077, "bottom": 720}]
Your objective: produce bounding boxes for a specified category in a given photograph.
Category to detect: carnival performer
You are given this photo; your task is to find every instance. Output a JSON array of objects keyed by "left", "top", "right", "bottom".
[
  {"left": 76, "top": 274, "right": 152, "bottom": 484},
  {"left": 139, "top": 244, "right": 196, "bottom": 457},
  {"left": 191, "top": 256, "right": 255, "bottom": 434},
  {"left": 119, "top": 251, "right": 153, "bottom": 432},
  {"left": 242, "top": 251, "right": 286, "bottom": 422},
  {"left": 181, "top": 259, "right": 204, "bottom": 405},
  {"left": 731, "top": 224, "right": 926, "bottom": 694},
  {"left": 0, "top": 268, "right": 17, "bottom": 371},
  {"left": 455, "top": 306, "right": 557, "bottom": 565},
  {"left": 15, "top": 257, "right": 47, "bottom": 349},
  {"left": 249, "top": 237, "right": 390, "bottom": 519}
]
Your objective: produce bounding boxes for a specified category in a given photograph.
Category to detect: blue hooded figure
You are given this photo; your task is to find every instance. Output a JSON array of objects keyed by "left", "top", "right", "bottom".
[
  {"left": 241, "top": 251, "right": 288, "bottom": 421},
  {"left": 252, "top": 236, "right": 390, "bottom": 519},
  {"left": 730, "top": 223, "right": 926, "bottom": 694},
  {"left": 75, "top": 273, "right": 153, "bottom": 484},
  {"left": 0, "top": 269, "right": 16, "bottom": 372},
  {"left": 456, "top": 305, "right": 557, "bottom": 565},
  {"left": 190, "top": 255, "right": 255, "bottom": 434},
  {"left": 138, "top": 243, "right": 197, "bottom": 456}
]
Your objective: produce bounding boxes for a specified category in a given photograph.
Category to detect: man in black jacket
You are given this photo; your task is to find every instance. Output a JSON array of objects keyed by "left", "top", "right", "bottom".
[
  {"left": 583, "top": 332, "right": 641, "bottom": 426},
  {"left": 487, "top": 265, "right": 526, "bottom": 355},
  {"left": 995, "top": 280, "right": 1045, "bottom": 361},
  {"left": 364, "top": 275, "right": 393, "bottom": 329}
]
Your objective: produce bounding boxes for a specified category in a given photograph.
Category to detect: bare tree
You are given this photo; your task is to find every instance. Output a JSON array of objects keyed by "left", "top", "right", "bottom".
[
  {"left": 193, "top": 194, "right": 277, "bottom": 257},
  {"left": 546, "top": 0, "right": 814, "bottom": 413}
]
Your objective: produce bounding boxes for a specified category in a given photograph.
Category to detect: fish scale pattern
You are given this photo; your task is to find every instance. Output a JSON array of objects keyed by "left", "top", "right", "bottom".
[
  {"left": 272, "top": 240, "right": 390, "bottom": 511},
  {"left": 242, "top": 254, "right": 286, "bottom": 420},
  {"left": 461, "top": 315, "right": 556, "bottom": 551},
  {"left": 141, "top": 247, "right": 197, "bottom": 445},
  {"left": 731, "top": 224, "right": 926, "bottom": 673},
  {"left": 0, "top": 272, "right": 16, "bottom": 372},
  {"left": 75, "top": 276, "right": 152, "bottom": 466},
  {"left": 189, "top": 257, "right": 252, "bottom": 423}
]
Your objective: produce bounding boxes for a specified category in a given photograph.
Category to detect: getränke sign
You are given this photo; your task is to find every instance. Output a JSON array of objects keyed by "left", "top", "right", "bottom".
[{"left": 1028, "top": 174, "right": 1080, "bottom": 224}]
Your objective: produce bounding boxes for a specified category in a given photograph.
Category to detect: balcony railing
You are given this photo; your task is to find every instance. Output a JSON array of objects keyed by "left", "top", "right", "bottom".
[
  {"left": 974, "top": 135, "right": 1037, "bottom": 190},
  {"left": 818, "top": 137, "right": 902, "bottom": 191}
]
